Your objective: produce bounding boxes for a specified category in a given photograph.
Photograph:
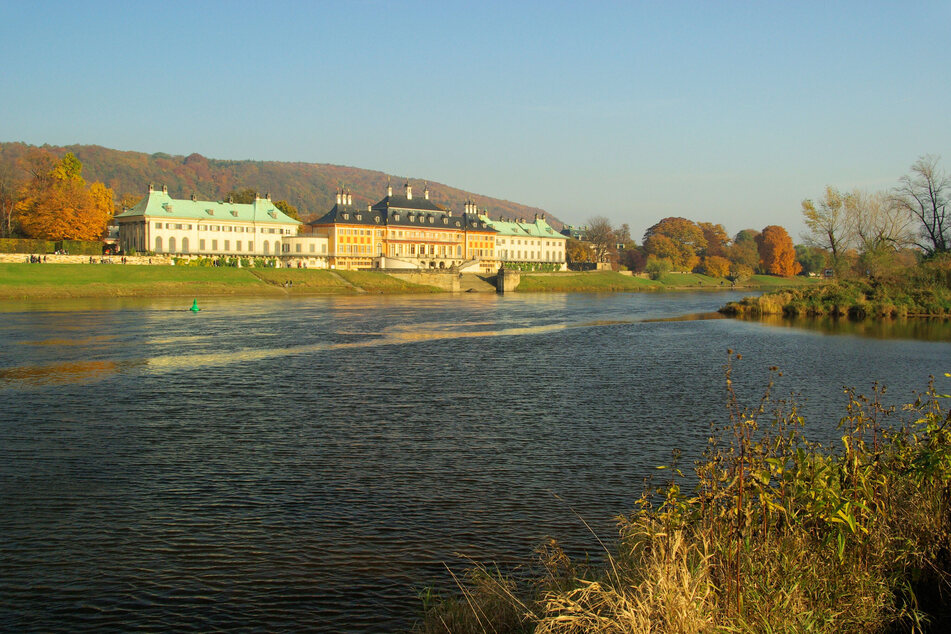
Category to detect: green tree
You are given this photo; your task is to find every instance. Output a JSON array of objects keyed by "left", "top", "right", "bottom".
[
  {"left": 274, "top": 199, "right": 300, "bottom": 221},
  {"left": 730, "top": 229, "right": 761, "bottom": 272},
  {"left": 645, "top": 255, "right": 672, "bottom": 280},
  {"left": 795, "top": 244, "right": 827, "bottom": 276}
]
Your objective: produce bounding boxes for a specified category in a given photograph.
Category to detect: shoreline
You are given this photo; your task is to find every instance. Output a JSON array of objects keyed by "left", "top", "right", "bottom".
[{"left": 0, "top": 263, "right": 809, "bottom": 301}]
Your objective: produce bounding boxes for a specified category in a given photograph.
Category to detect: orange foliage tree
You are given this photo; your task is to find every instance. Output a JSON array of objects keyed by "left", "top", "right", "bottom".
[
  {"left": 643, "top": 217, "right": 706, "bottom": 271},
  {"left": 14, "top": 150, "right": 114, "bottom": 241},
  {"left": 756, "top": 225, "right": 802, "bottom": 276},
  {"left": 701, "top": 255, "right": 731, "bottom": 278}
]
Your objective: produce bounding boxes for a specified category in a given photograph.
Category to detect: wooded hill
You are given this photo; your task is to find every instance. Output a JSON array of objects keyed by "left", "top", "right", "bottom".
[{"left": 0, "top": 142, "right": 561, "bottom": 227}]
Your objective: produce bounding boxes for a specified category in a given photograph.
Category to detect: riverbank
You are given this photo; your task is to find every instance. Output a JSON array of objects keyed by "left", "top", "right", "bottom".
[
  {"left": 0, "top": 263, "right": 818, "bottom": 299},
  {"left": 720, "top": 279, "right": 951, "bottom": 318},
  {"left": 419, "top": 366, "right": 951, "bottom": 632},
  {"left": 0, "top": 263, "right": 443, "bottom": 299}
]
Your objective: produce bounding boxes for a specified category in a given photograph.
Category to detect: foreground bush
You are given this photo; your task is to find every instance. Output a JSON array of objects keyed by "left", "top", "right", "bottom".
[{"left": 418, "top": 361, "right": 951, "bottom": 633}]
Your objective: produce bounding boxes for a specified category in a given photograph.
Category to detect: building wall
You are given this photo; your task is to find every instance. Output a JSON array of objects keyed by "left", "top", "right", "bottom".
[{"left": 119, "top": 217, "right": 298, "bottom": 257}]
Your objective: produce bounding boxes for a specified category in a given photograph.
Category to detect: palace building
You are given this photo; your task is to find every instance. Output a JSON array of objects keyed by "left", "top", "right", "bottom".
[
  {"left": 114, "top": 185, "right": 301, "bottom": 257},
  {"left": 480, "top": 213, "right": 567, "bottom": 270},
  {"left": 306, "top": 183, "right": 499, "bottom": 273}
]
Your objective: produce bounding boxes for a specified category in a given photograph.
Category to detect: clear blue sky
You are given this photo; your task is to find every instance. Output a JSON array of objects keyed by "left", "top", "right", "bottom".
[{"left": 1, "top": 1, "right": 948, "bottom": 240}]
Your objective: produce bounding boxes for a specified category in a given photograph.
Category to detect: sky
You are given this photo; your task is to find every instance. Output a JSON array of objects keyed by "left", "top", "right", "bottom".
[{"left": 1, "top": 0, "right": 949, "bottom": 240}]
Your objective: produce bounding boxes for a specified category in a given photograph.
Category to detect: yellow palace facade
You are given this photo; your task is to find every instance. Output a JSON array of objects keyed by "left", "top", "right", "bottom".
[{"left": 307, "top": 184, "right": 499, "bottom": 273}]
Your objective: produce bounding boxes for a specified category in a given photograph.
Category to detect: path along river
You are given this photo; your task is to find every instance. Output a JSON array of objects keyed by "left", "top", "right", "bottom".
[{"left": 1, "top": 292, "right": 949, "bottom": 631}]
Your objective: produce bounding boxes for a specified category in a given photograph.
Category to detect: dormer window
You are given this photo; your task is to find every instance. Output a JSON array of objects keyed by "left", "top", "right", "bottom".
[
  {"left": 428, "top": 216, "right": 434, "bottom": 223},
  {"left": 442, "top": 218, "right": 448, "bottom": 225},
  {"left": 205, "top": 208, "right": 214, "bottom": 215},
  {"left": 342, "top": 213, "right": 349, "bottom": 220},
  {"left": 393, "top": 214, "right": 400, "bottom": 221},
  {"left": 374, "top": 216, "right": 380, "bottom": 223},
  {"left": 231, "top": 210, "right": 238, "bottom": 217},
  {"left": 356, "top": 214, "right": 362, "bottom": 221},
  {"left": 268, "top": 211, "right": 277, "bottom": 219}
]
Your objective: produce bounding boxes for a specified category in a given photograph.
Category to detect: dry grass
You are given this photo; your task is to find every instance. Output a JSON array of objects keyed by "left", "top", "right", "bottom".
[{"left": 418, "top": 363, "right": 951, "bottom": 633}]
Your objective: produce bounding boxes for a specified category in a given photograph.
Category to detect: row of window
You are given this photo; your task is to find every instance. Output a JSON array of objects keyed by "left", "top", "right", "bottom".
[
  {"left": 154, "top": 236, "right": 279, "bottom": 254},
  {"left": 497, "top": 238, "right": 563, "bottom": 247},
  {"left": 153, "top": 222, "right": 291, "bottom": 234}
]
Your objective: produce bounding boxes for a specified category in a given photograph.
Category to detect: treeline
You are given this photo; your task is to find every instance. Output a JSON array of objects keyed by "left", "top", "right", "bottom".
[
  {"left": 0, "top": 142, "right": 555, "bottom": 233},
  {"left": 575, "top": 155, "right": 950, "bottom": 282},
  {"left": 572, "top": 215, "right": 801, "bottom": 281}
]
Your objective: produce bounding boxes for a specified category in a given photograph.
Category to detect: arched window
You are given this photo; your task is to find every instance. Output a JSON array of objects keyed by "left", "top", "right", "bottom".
[
  {"left": 168, "top": 237, "right": 176, "bottom": 253},
  {"left": 155, "top": 236, "right": 163, "bottom": 252},
  {"left": 263, "top": 241, "right": 270, "bottom": 254},
  {"left": 181, "top": 237, "right": 190, "bottom": 253}
]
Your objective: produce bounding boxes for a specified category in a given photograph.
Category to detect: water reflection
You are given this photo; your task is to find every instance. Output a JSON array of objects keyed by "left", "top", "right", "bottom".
[{"left": 740, "top": 313, "right": 951, "bottom": 341}]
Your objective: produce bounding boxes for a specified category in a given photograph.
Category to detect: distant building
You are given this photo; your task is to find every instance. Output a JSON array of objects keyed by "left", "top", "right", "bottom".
[
  {"left": 305, "top": 183, "right": 499, "bottom": 273},
  {"left": 479, "top": 212, "right": 567, "bottom": 270},
  {"left": 560, "top": 224, "right": 588, "bottom": 240},
  {"left": 114, "top": 185, "right": 301, "bottom": 257}
]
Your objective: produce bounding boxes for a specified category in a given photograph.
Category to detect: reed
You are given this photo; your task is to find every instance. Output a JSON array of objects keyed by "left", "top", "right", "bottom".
[{"left": 418, "top": 360, "right": 951, "bottom": 632}]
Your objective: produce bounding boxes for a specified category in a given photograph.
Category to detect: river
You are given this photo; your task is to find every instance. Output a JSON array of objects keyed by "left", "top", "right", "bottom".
[{"left": 1, "top": 292, "right": 948, "bottom": 632}]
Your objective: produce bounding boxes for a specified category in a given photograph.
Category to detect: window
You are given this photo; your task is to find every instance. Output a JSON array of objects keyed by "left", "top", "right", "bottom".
[
  {"left": 321, "top": 244, "right": 327, "bottom": 254},
  {"left": 296, "top": 244, "right": 301, "bottom": 253},
  {"left": 155, "top": 236, "right": 163, "bottom": 251},
  {"left": 309, "top": 244, "right": 315, "bottom": 253},
  {"left": 199, "top": 239, "right": 206, "bottom": 250},
  {"left": 155, "top": 222, "right": 162, "bottom": 229},
  {"left": 212, "top": 240, "right": 218, "bottom": 250},
  {"left": 224, "top": 240, "right": 230, "bottom": 250},
  {"left": 236, "top": 240, "right": 241, "bottom": 251}
]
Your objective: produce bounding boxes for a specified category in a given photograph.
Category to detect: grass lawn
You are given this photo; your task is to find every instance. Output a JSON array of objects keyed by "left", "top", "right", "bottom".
[
  {"left": 516, "top": 271, "right": 662, "bottom": 292},
  {"left": 0, "top": 263, "right": 273, "bottom": 298},
  {"left": 333, "top": 270, "right": 442, "bottom": 293}
]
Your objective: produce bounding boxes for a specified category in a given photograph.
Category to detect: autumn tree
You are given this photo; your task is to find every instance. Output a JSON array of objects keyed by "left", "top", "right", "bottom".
[
  {"left": 892, "top": 155, "right": 949, "bottom": 255},
  {"left": 756, "top": 225, "right": 801, "bottom": 277},
  {"left": 729, "top": 229, "right": 760, "bottom": 272},
  {"left": 274, "top": 199, "right": 300, "bottom": 221},
  {"left": 566, "top": 238, "right": 593, "bottom": 263},
  {"left": 801, "top": 186, "right": 853, "bottom": 265},
  {"left": 14, "top": 151, "right": 114, "bottom": 241},
  {"left": 0, "top": 160, "right": 22, "bottom": 237},
  {"left": 643, "top": 217, "right": 706, "bottom": 271},
  {"left": 700, "top": 255, "right": 731, "bottom": 278},
  {"left": 698, "top": 222, "right": 730, "bottom": 258}
]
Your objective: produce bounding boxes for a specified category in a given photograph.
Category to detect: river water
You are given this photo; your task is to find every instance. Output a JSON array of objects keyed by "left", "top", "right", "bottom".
[{"left": 1, "top": 292, "right": 948, "bottom": 632}]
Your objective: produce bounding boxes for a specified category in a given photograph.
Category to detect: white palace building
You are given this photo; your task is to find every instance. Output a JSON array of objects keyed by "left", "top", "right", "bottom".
[{"left": 114, "top": 185, "right": 302, "bottom": 258}]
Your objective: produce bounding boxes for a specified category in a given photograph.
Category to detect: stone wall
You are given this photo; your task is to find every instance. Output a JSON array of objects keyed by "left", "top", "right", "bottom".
[{"left": 0, "top": 253, "right": 173, "bottom": 265}]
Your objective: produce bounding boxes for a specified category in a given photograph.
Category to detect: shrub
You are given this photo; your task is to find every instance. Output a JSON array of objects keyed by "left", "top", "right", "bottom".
[{"left": 419, "top": 365, "right": 951, "bottom": 633}]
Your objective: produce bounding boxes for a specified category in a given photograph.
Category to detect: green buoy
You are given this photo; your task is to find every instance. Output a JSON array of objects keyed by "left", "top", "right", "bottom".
[{"left": 189, "top": 298, "right": 201, "bottom": 312}]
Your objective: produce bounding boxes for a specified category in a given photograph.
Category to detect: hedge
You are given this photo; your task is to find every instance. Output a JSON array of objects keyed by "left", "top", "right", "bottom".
[{"left": 0, "top": 238, "right": 57, "bottom": 254}]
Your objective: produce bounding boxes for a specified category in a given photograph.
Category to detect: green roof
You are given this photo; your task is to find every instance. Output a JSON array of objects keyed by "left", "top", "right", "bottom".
[
  {"left": 115, "top": 189, "right": 301, "bottom": 225},
  {"left": 479, "top": 214, "right": 565, "bottom": 239}
]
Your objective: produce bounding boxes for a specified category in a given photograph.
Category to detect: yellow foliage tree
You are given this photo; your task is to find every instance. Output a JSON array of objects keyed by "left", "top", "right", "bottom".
[{"left": 14, "top": 151, "right": 114, "bottom": 241}]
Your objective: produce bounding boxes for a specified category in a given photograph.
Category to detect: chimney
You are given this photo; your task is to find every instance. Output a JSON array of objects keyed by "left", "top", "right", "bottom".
[
  {"left": 336, "top": 189, "right": 342, "bottom": 205},
  {"left": 405, "top": 182, "right": 412, "bottom": 200},
  {"left": 148, "top": 183, "right": 154, "bottom": 193},
  {"left": 266, "top": 192, "right": 271, "bottom": 201},
  {"left": 191, "top": 193, "right": 197, "bottom": 201},
  {"left": 162, "top": 184, "right": 168, "bottom": 194},
  {"left": 347, "top": 191, "right": 352, "bottom": 206},
  {"left": 387, "top": 182, "right": 393, "bottom": 197},
  {"left": 424, "top": 184, "right": 430, "bottom": 200}
]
